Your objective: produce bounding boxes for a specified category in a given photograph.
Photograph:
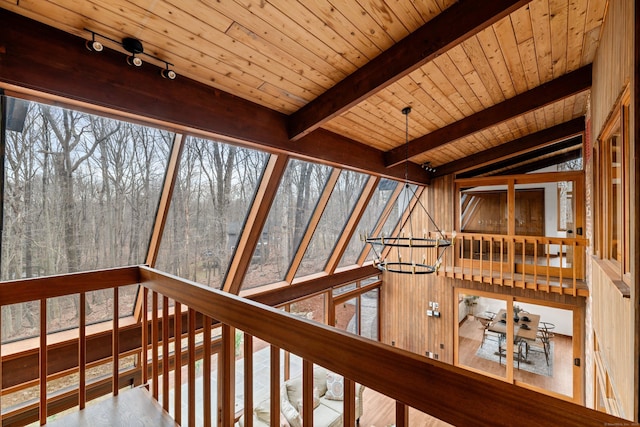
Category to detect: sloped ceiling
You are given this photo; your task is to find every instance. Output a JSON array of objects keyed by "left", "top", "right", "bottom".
[{"left": 0, "top": 0, "right": 607, "bottom": 177}]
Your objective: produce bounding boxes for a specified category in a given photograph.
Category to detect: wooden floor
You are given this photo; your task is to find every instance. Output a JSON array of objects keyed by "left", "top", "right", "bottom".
[
  {"left": 358, "top": 388, "right": 451, "bottom": 427},
  {"left": 457, "top": 317, "right": 573, "bottom": 396},
  {"left": 46, "top": 387, "right": 177, "bottom": 427}
]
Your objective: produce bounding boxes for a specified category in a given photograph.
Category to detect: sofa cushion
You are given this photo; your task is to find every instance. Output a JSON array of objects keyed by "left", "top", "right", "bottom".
[
  {"left": 252, "top": 397, "right": 294, "bottom": 427},
  {"left": 319, "top": 395, "right": 343, "bottom": 414},
  {"left": 313, "top": 366, "right": 329, "bottom": 396},
  {"left": 325, "top": 372, "right": 344, "bottom": 400},
  {"left": 312, "top": 400, "right": 342, "bottom": 427}
]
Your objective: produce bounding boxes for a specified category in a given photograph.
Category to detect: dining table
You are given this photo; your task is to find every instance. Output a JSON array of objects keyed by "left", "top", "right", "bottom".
[{"left": 488, "top": 309, "right": 540, "bottom": 342}]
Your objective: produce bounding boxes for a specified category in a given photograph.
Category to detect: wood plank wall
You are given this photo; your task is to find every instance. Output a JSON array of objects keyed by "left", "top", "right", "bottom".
[
  {"left": 591, "top": 0, "right": 633, "bottom": 138},
  {"left": 591, "top": 261, "right": 634, "bottom": 418},
  {"left": 381, "top": 173, "right": 586, "bottom": 368},
  {"left": 589, "top": 0, "right": 637, "bottom": 420},
  {"left": 381, "top": 175, "right": 456, "bottom": 362}
]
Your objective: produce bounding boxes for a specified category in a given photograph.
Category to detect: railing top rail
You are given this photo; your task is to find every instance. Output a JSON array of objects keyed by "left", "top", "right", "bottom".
[
  {"left": 139, "top": 266, "right": 618, "bottom": 427},
  {"left": 0, "top": 266, "right": 140, "bottom": 306},
  {"left": 447, "top": 231, "right": 588, "bottom": 245}
]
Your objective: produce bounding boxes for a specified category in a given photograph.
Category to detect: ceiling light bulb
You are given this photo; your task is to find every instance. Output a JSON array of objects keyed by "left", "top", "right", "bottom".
[
  {"left": 127, "top": 55, "right": 143, "bottom": 67},
  {"left": 86, "top": 40, "right": 103, "bottom": 52},
  {"left": 161, "top": 68, "right": 176, "bottom": 79}
]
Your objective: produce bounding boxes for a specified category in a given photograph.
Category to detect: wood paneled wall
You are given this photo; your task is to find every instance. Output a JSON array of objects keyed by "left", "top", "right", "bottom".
[
  {"left": 591, "top": 261, "right": 634, "bottom": 418},
  {"left": 589, "top": 0, "right": 638, "bottom": 420},
  {"left": 380, "top": 173, "right": 585, "bottom": 369},
  {"left": 591, "top": 0, "right": 633, "bottom": 139},
  {"left": 381, "top": 175, "right": 456, "bottom": 362}
]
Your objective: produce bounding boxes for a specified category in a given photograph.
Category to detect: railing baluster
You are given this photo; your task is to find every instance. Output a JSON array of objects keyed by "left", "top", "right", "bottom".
[
  {"left": 533, "top": 239, "right": 538, "bottom": 291},
  {"left": 188, "top": 308, "right": 196, "bottom": 427},
  {"left": 221, "top": 324, "right": 236, "bottom": 426},
  {"left": 162, "top": 296, "right": 170, "bottom": 411},
  {"left": 573, "top": 241, "right": 578, "bottom": 296},
  {"left": 559, "top": 239, "right": 564, "bottom": 291},
  {"left": 243, "top": 333, "right": 254, "bottom": 427},
  {"left": 302, "top": 359, "right": 314, "bottom": 426},
  {"left": 113, "top": 287, "right": 119, "bottom": 396},
  {"left": 269, "top": 345, "right": 280, "bottom": 426},
  {"left": 203, "top": 315, "right": 212, "bottom": 427},
  {"left": 546, "top": 239, "right": 551, "bottom": 289},
  {"left": 344, "top": 377, "right": 356, "bottom": 426},
  {"left": 489, "top": 236, "right": 494, "bottom": 284},
  {"left": 174, "top": 301, "right": 182, "bottom": 425},
  {"left": 79, "top": 292, "right": 86, "bottom": 409},
  {"left": 521, "top": 237, "right": 526, "bottom": 287},
  {"left": 396, "top": 401, "right": 409, "bottom": 427},
  {"left": 39, "top": 298, "right": 47, "bottom": 425},
  {"left": 142, "top": 287, "right": 149, "bottom": 387},
  {"left": 152, "top": 291, "right": 159, "bottom": 400}
]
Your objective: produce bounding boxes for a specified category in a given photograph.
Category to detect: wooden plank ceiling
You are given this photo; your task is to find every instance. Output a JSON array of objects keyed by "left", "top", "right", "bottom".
[{"left": 0, "top": 0, "right": 608, "bottom": 175}]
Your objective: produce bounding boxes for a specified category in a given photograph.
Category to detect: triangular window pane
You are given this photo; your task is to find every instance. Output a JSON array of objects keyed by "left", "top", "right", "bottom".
[
  {"left": 338, "top": 179, "right": 398, "bottom": 268},
  {"left": 243, "top": 160, "right": 333, "bottom": 290},
  {"left": 361, "top": 183, "right": 417, "bottom": 263},
  {"left": 294, "top": 170, "right": 368, "bottom": 279}
]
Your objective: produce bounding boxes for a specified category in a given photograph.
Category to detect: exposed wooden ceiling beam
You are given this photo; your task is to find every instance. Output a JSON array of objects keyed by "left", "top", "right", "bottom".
[
  {"left": 0, "top": 9, "right": 429, "bottom": 185},
  {"left": 433, "top": 118, "right": 585, "bottom": 177},
  {"left": 490, "top": 148, "right": 582, "bottom": 176},
  {"left": 287, "top": 0, "right": 532, "bottom": 140},
  {"left": 384, "top": 66, "right": 592, "bottom": 167},
  {"left": 456, "top": 136, "right": 582, "bottom": 178}
]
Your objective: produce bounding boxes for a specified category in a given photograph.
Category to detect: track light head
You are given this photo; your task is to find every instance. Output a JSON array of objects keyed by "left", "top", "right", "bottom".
[
  {"left": 85, "top": 39, "right": 103, "bottom": 52},
  {"left": 161, "top": 68, "right": 177, "bottom": 80},
  {"left": 127, "top": 55, "right": 143, "bottom": 67}
]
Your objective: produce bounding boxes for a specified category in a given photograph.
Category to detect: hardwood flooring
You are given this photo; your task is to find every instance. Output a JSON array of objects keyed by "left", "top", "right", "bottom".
[
  {"left": 458, "top": 317, "right": 573, "bottom": 396},
  {"left": 358, "top": 387, "right": 451, "bottom": 427},
  {"left": 46, "top": 387, "right": 178, "bottom": 427},
  {"left": 358, "top": 318, "right": 573, "bottom": 426}
]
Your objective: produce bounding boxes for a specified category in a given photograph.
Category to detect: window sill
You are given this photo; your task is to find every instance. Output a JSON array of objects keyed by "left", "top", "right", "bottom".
[{"left": 592, "top": 256, "right": 630, "bottom": 298}]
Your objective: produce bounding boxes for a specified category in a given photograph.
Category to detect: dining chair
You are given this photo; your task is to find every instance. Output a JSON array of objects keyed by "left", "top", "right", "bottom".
[
  {"left": 477, "top": 311, "right": 497, "bottom": 348},
  {"left": 498, "top": 336, "right": 526, "bottom": 369},
  {"left": 536, "top": 322, "right": 555, "bottom": 366}
]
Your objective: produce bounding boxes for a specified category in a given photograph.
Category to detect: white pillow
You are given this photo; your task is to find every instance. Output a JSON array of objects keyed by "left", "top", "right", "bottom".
[
  {"left": 325, "top": 372, "right": 344, "bottom": 400},
  {"left": 281, "top": 396, "right": 302, "bottom": 427}
]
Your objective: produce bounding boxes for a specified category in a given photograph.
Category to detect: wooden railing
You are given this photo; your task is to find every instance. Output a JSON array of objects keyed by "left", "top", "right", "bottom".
[
  {"left": 437, "top": 232, "right": 589, "bottom": 296},
  {"left": 0, "top": 266, "right": 623, "bottom": 426}
]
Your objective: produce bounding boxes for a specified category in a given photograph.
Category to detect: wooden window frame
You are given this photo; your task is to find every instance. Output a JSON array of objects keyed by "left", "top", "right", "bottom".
[{"left": 594, "top": 87, "right": 631, "bottom": 283}]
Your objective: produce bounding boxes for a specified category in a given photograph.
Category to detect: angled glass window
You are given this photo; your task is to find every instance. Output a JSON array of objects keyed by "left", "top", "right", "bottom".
[
  {"left": 338, "top": 178, "right": 398, "bottom": 268},
  {"left": 361, "top": 183, "right": 417, "bottom": 263},
  {"left": 155, "top": 136, "right": 268, "bottom": 288},
  {"left": 294, "top": 170, "right": 368, "bottom": 279},
  {"left": 1, "top": 96, "right": 171, "bottom": 340},
  {"left": 243, "top": 160, "right": 332, "bottom": 289}
]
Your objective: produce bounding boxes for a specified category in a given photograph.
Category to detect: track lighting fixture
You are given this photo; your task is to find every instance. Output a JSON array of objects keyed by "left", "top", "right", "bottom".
[
  {"left": 85, "top": 32, "right": 103, "bottom": 52},
  {"left": 161, "top": 66, "right": 177, "bottom": 80},
  {"left": 421, "top": 162, "right": 436, "bottom": 173},
  {"left": 127, "top": 54, "right": 143, "bottom": 67},
  {"left": 84, "top": 29, "right": 176, "bottom": 80}
]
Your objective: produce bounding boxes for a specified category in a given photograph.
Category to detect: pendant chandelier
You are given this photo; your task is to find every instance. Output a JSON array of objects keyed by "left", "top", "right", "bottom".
[{"left": 365, "top": 107, "right": 453, "bottom": 274}]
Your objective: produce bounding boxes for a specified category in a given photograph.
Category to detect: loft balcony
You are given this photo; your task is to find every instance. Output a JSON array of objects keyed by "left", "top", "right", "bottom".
[
  {"left": 0, "top": 266, "right": 622, "bottom": 426},
  {"left": 438, "top": 232, "right": 588, "bottom": 297}
]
